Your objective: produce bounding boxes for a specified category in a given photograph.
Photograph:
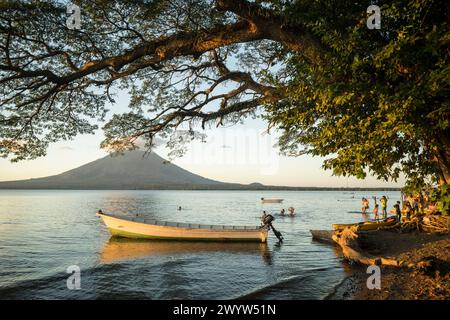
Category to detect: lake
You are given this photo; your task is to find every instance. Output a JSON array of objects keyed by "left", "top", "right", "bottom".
[{"left": 0, "top": 190, "right": 400, "bottom": 299}]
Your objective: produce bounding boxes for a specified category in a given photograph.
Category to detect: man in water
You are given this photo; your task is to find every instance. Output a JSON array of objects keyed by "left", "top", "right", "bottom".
[
  {"left": 280, "top": 209, "right": 286, "bottom": 216},
  {"left": 361, "top": 198, "right": 369, "bottom": 214},
  {"left": 380, "top": 196, "right": 388, "bottom": 219},
  {"left": 361, "top": 197, "right": 369, "bottom": 222},
  {"left": 288, "top": 207, "right": 295, "bottom": 216}
]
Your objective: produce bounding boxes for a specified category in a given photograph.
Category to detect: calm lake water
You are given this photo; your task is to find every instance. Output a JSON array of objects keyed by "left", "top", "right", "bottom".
[{"left": 0, "top": 190, "right": 400, "bottom": 299}]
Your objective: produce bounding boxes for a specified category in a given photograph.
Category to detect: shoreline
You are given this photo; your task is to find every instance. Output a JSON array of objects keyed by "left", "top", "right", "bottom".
[
  {"left": 325, "top": 231, "right": 450, "bottom": 300},
  {"left": 323, "top": 271, "right": 360, "bottom": 300},
  {"left": 0, "top": 187, "right": 401, "bottom": 191}
]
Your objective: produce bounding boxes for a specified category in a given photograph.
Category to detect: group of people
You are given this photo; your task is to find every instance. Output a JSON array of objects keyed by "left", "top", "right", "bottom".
[
  {"left": 402, "top": 193, "right": 437, "bottom": 215},
  {"left": 361, "top": 195, "right": 389, "bottom": 220},
  {"left": 262, "top": 207, "right": 296, "bottom": 219},
  {"left": 361, "top": 194, "right": 425, "bottom": 223},
  {"left": 279, "top": 207, "right": 296, "bottom": 217}
]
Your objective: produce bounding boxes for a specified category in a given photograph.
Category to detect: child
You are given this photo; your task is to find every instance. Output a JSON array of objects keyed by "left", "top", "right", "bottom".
[{"left": 373, "top": 204, "right": 379, "bottom": 220}]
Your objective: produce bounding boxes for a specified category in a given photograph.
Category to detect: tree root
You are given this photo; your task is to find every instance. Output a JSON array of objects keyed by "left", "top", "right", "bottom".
[
  {"left": 331, "top": 214, "right": 449, "bottom": 268},
  {"left": 332, "top": 226, "right": 401, "bottom": 266},
  {"left": 402, "top": 214, "right": 449, "bottom": 234}
]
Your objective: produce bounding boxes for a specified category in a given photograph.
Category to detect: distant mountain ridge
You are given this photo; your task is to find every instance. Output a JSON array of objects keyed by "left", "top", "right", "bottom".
[
  {"left": 0, "top": 151, "right": 400, "bottom": 190},
  {"left": 0, "top": 151, "right": 237, "bottom": 190}
]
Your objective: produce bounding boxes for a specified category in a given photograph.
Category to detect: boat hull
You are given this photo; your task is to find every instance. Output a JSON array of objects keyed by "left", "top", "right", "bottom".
[
  {"left": 261, "top": 199, "right": 284, "bottom": 204},
  {"left": 332, "top": 217, "right": 397, "bottom": 231},
  {"left": 98, "top": 213, "right": 268, "bottom": 243},
  {"left": 310, "top": 230, "right": 335, "bottom": 244}
]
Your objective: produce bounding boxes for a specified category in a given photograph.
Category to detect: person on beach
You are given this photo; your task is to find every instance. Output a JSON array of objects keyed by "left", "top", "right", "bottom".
[
  {"left": 373, "top": 204, "right": 379, "bottom": 220},
  {"left": 404, "top": 202, "right": 413, "bottom": 220},
  {"left": 380, "top": 196, "right": 388, "bottom": 219},
  {"left": 394, "top": 201, "right": 402, "bottom": 223},
  {"left": 412, "top": 197, "right": 419, "bottom": 214}
]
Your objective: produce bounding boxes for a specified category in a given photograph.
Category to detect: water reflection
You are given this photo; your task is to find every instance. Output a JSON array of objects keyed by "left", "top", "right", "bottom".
[
  {"left": 99, "top": 237, "right": 272, "bottom": 265},
  {"left": 0, "top": 189, "right": 401, "bottom": 299}
]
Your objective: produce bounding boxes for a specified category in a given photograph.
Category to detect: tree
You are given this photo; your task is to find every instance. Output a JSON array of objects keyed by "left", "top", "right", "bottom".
[{"left": 0, "top": 0, "right": 449, "bottom": 188}]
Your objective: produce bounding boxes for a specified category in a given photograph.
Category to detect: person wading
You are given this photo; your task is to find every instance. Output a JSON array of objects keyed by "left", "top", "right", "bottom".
[{"left": 380, "top": 196, "right": 388, "bottom": 219}]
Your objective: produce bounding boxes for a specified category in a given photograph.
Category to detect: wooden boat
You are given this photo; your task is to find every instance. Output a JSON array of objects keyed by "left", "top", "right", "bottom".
[
  {"left": 261, "top": 198, "right": 284, "bottom": 204},
  {"left": 97, "top": 211, "right": 268, "bottom": 242},
  {"left": 310, "top": 230, "right": 335, "bottom": 244},
  {"left": 332, "top": 217, "right": 397, "bottom": 231}
]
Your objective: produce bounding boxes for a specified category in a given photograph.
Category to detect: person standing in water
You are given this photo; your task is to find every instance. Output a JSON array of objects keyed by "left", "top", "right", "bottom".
[
  {"left": 288, "top": 207, "right": 295, "bottom": 216},
  {"left": 373, "top": 204, "right": 379, "bottom": 220},
  {"left": 361, "top": 198, "right": 369, "bottom": 222},
  {"left": 361, "top": 198, "right": 370, "bottom": 214},
  {"left": 380, "top": 195, "right": 388, "bottom": 219}
]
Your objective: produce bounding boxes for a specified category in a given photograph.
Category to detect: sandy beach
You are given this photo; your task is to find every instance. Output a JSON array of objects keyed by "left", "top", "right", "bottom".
[{"left": 326, "top": 231, "right": 450, "bottom": 300}]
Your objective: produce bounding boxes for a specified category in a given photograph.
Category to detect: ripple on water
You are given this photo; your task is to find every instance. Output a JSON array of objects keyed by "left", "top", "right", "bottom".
[{"left": 0, "top": 189, "right": 400, "bottom": 299}]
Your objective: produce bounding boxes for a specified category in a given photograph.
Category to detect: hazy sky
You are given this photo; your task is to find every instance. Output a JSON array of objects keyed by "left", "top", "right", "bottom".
[
  {"left": 0, "top": 88, "right": 404, "bottom": 187},
  {"left": 0, "top": 116, "right": 404, "bottom": 188}
]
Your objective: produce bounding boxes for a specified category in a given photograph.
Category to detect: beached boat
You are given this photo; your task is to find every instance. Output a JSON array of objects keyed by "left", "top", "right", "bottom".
[
  {"left": 97, "top": 211, "right": 269, "bottom": 242},
  {"left": 261, "top": 198, "right": 284, "bottom": 203},
  {"left": 310, "top": 230, "right": 335, "bottom": 244},
  {"left": 332, "top": 217, "right": 397, "bottom": 231}
]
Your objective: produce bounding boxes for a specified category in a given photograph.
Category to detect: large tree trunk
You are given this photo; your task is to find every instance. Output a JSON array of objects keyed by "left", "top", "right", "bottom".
[{"left": 434, "top": 130, "right": 450, "bottom": 186}]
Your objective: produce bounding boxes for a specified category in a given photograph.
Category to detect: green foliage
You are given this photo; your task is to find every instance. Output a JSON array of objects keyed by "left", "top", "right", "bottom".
[
  {"left": 431, "top": 184, "right": 450, "bottom": 215},
  {"left": 0, "top": 0, "right": 449, "bottom": 189},
  {"left": 267, "top": 0, "right": 450, "bottom": 187}
]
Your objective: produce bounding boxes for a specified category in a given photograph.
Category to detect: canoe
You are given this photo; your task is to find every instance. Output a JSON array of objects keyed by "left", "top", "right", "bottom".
[
  {"left": 261, "top": 198, "right": 284, "bottom": 203},
  {"left": 97, "top": 211, "right": 268, "bottom": 242},
  {"left": 332, "top": 217, "right": 397, "bottom": 231},
  {"left": 310, "top": 230, "right": 335, "bottom": 244}
]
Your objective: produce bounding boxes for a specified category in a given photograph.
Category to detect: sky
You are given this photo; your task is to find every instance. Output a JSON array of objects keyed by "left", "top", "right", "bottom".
[
  {"left": 0, "top": 107, "right": 404, "bottom": 188},
  {"left": 0, "top": 10, "right": 407, "bottom": 189},
  {"left": 0, "top": 68, "right": 404, "bottom": 188}
]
